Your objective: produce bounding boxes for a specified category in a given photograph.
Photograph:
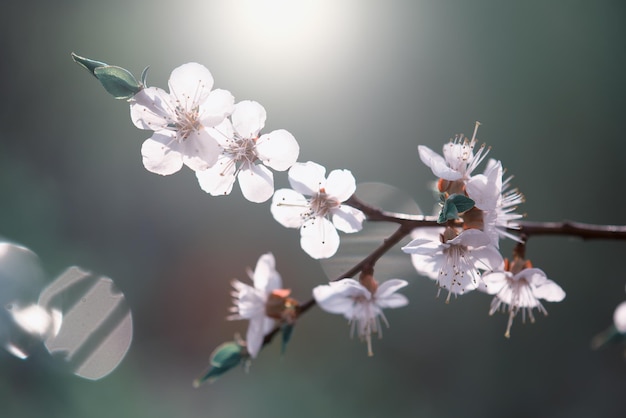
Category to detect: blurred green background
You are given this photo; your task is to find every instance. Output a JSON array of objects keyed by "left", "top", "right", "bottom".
[{"left": 1, "top": 0, "right": 625, "bottom": 417}]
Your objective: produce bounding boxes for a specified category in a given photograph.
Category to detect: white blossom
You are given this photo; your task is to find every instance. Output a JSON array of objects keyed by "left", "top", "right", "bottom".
[
  {"left": 271, "top": 161, "right": 365, "bottom": 259},
  {"left": 418, "top": 123, "right": 488, "bottom": 183},
  {"left": 313, "top": 278, "right": 408, "bottom": 356},
  {"left": 130, "top": 62, "right": 234, "bottom": 175},
  {"left": 402, "top": 228, "right": 503, "bottom": 302},
  {"left": 481, "top": 261, "right": 566, "bottom": 338},
  {"left": 228, "top": 253, "right": 282, "bottom": 358},
  {"left": 467, "top": 159, "right": 525, "bottom": 247},
  {"left": 196, "top": 100, "right": 299, "bottom": 202}
]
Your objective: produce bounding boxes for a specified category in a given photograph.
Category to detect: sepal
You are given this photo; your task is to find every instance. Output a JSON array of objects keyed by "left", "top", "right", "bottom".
[{"left": 193, "top": 341, "right": 246, "bottom": 387}]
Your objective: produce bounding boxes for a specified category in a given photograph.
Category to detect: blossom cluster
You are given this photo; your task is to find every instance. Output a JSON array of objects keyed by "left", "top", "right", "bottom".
[
  {"left": 129, "top": 63, "right": 365, "bottom": 259},
  {"left": 72, "top": 55, "right": 577, "bottom": 378},
  {"left": 402, "top": 125, "right": 565, "bottom": 337}
]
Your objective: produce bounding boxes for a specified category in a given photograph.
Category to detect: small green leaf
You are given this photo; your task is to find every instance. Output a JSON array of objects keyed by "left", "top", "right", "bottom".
[
  {"left": 140, "top": 66, "right": 150, "bottom": 87},
  {"left": 449, "top": 194, "right": 475, "bottom": 214},
  {"left": 281, "top": 324, "right": 295, "bottom": 355},
  {"left": 437, "top": 194, "right": 475, "bottom": 224},
  {"left": 437, "top": 198, "right": 457, "bottom": 224},
  {"left": 193, "top": 341, "right": 244, "bottom": 387},
  {"left": 71, "top": 52, "right": 108, "bottom": 77},
  {"left": 93, "top": 66, "right": 142, "bottom": 100}
]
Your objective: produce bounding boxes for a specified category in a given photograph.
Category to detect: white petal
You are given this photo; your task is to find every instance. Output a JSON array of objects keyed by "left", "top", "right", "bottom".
[
  {"left": 300, "top": 217, "right": 340, "bottom": 259},
  {"left": 246, "top": 316, "right": 270, "bottom": 359},
  {"left": 206, "top": 119, "right": 235, "bottom": 147},
  {"left": 231, "top": 281, "right": 266, "bottom": 319},
  {"left": 313, "top": 280, "right": 367, "bottom": 314},
  {"left": 613, "top": 301, "right": 626, "bottom": 333},
  {"left": 480, "top": 271, "right": 509, "bottom": 295},
  {"left": 376, "top": 279, "right": 409, "bottom": 298},
  {"left": 195, "top": 156, "right": 236, "bottom": 196},
  {"left": 256, "top": 130, "right": 300, "bottom": 171},
  {"left": 130, "top": 87, "right": 172, "bottom": 130},
  {"left": 466, "top": 162, "right": 502, "bottom": 210},
  {"left": 199, "top": 89, "right": 235, "bottom": 127},
  {"left": 180, "top": 129, "right": 221, "bottom": 171},
  {"left": 238, "top": 164, "right": 274, "bottom": 203},
  {"left": 271, "top": 189, "right": 307, "bottom": 228},
  {"left": 232, "top": 100, "right": 266, "bottom": 139},
  {"left": 331, "top": 205, "right": 365, "bottom": 233},
  {"left": 453, "top": 229, "right": 493, "bottom": 248},
  {"left": 377, "top": 293, "right": 409, "bottom": 309},
  {"left": 288, "top": 161, "right": 326, "bottom": 196},
  {"left": 141, "top": 134, "right": 183, "bottom": 175},
  {"left": 469, "top": 245, "right": 504, "bottom": 272},
  {"left": 526, "top": 270, "right": 566, "bottom": 302},
  {"left": 168, "top": 62, "right": 214, "bottom": 106},
  {"left": 253, "top": 253, "right": 282, "bottom": 292},
  {"left": 401, "top": 238, "right": 441, "bottom": 255},
  {"left": 324, "top": 169, "right": 357, "bottom": 202},
  {"left": 418, "top": 145, "right": 462, "bottom": 181}
]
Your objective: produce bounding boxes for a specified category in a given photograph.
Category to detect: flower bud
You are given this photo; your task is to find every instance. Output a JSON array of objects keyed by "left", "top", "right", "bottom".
[{"left": 72, "top": 53, "right": 142, "bottom": 100}]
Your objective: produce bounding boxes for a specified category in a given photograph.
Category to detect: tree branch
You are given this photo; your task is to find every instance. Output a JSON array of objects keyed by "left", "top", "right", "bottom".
[{"left": 261, "top": 195, "right": 626, "bottom": 350}]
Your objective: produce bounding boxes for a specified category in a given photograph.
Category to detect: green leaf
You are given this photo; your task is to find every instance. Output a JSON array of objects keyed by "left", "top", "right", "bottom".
[
  {"left": 93, "top": 66, "right": 142, "bottom": 100},
  {"left": 193, "top": 341, "right": 244, "bottom": 387},
  {"left": 437, "top": 198, "right": 457, "bottom": 224},
  {"left": 71, "top": 52, "right": 108, "bottom": 77},
  {"left": 437, "top": 194, "right": 475, "bottom": 224},
  {"left": 281, "top": 324, "right": 294, "bottom": 355},
  {"left": 449, "top": 194, "right": 475, "bottom": 214}
]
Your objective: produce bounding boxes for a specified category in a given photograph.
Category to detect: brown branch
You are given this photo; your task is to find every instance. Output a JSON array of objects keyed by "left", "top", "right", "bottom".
[{"left": 261, "top": 196, "right": 626, "bottom": 350}]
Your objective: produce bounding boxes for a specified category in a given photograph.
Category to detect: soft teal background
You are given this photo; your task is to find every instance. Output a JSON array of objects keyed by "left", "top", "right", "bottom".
[{"left": 1, "top": 1, "right": 625, "bottom": 417}]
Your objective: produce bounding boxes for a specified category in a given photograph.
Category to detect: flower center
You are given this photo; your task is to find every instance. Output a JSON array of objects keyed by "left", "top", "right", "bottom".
[
  {"left": 224, "top": 135, "right": 258, "bottom": 165},
  {"left": 309, "top": 188, "right": 340, "bottom": 217},
  {"left": 172, "top": 105, "right": 202, "bottom": 141}
]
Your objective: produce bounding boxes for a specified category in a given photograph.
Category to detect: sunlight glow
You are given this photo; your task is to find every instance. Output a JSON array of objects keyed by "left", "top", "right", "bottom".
[{"left": 205, "top": 0, "right": 356, "bottom": 81}]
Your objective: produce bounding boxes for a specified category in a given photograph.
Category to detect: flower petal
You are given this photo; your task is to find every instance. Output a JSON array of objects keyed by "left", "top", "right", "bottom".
[
  {"left": 325, "top": 169, "right": 357, "bottom": 202},
  {"left": 480, "top": 271, "right": 509, "bottom": 295},
  {"left": 199, "top": 89, "right": 235, "bottom": 127},
  {"left": 168, "top": 62, "right": 214, "bottom": 106},
  {"left": 141, "top": 134, "right": 183, "bottom": 175},
  {"left": 313, "top": 279, "right": 367, "bottom": 315},
  {"left": 300, "top": 217, "right": 340, "bottom": 259},
  {"left": 271, "top": 189, "right": 307, "bottom": 228},
  {"left": 376, "top": 293, "right": 409, "bottom": 309},
  {"left": 253, "top": 253, "right": 282, "bottom": 292},
  {"left": 527, "top": 271, "right": 566, "bottom": 302},
  {"left": 232, "top": 100, "right": 266, "bottom": 139},
  {"left": 469, "top": 245, "right": 504, "bottom": 272},
  {"left": 238, "top": 163, "right": 274, "bottom": 203},
  {"left": 466, "top": 161, "right": 502, "bottom": 211},
  {"left": 418, "top": 145, "right": 463, "bottom": 181},
  {"left": 180, "top": 129, "right": 221, "bottom": 171},
  {"left": 453, "top": 229, "right": 493, "bottom": 248},
  {"left": 331, "top": 205, "right": 365, "bottom": 233},
  {"left": 195, "top": 155, "right": 236, "bottom": 196},
  {"left": 256, "top": 129, "right": 300, "bottom": 171},
  {"left": 288, "top": 161, "right": 326, "bottom": 196},
  {"left": 246, "top": 316, "right": 270, "bottom": 359},
  {"left": 130, "top": 87, "right": 173, "bottom": 130},
  {"left": 206, "top": 119, "right": 235, "bottom": 147},
  {"left": 375, "top": 279, "right": 409, "bottom": 300}
]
